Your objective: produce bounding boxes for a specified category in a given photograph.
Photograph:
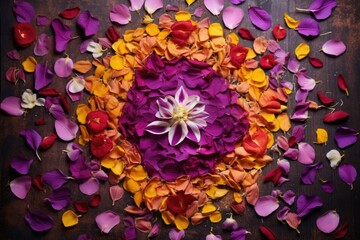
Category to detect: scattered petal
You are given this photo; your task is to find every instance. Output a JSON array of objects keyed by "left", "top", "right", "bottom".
[
  {"left": 55, "top": 118, "right": 79, "bottom": 141},
  {"left": 95, "top": 210, "right": 120, "bottom": 234},
  {"left": 51, "top": 18, "right": 72, "bottom": 52},
  {"left": 296, "top": 18, "right": 320, "bottom": 37},
  {"left": 62, "top": 210, "right": 79, "bottom": 227},
  {"left": 222, "top": 6, "right": 244, "bottom": 30},
  {"left": 10, "top": 176, "right": 32, "bottom": 199},
  {"left": 13, "top": 1, "right": 35, "bottom": 23},
  {"left": 334, "top": 126, "right": 359, "bottom": 148},
  {"left": 10, "top": 156, "right": 33, "bottom": 175},
  {"left": 254, "top": 195, "right": 279, "bottom": 217},
  {"left": 0, "top": 97, "right": 24, "bottom": 116},
  {"left": 110, "top": 4, "right": 131, "bottom": 25},
  {"left": 326, "top": 149, "right": 343, "bottom": 168},
  {"left": 316, "top": 210, "right": 340, "bottom": 233},
  {"left": 322, "top": 39, "right": 346, "bottom": 56},
  {"left": 109, "top": 185, "right": 124, "bottom": 205},
  {"left": 296, "top": 194, "right": 323, "bottom": 217},
  {"left": 34, "top": 33, "right": 51, "bottom": 56},
  {"left": 59, "top": 6, "right": 80, "bottom": 19},
  {"left": 25, "top": 208, "right": 53, "bottom": 232},
  {"left": 204, "top": 0, "right": 224, "bottom": 15},
  {"left": 248, "top": 6, "right": 272, "bottom": 31},
  {"left": 338, "top": 163, "right": 357, "bottom": 189},
  {"left": 54, "top": 56, "right": 74, "bottom": 78}
]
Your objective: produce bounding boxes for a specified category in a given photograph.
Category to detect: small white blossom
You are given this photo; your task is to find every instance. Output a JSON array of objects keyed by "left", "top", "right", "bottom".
[
  {"left": 21, "top": 89, "right": 45, "bottom": 109},
  {"left": 86, "top": 41, "right": 106, "bottom": 58}
]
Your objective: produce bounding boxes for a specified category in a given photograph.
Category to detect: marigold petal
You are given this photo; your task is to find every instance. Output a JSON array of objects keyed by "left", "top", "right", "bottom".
[{"left": 174, "top": 214, "right": 189, "bottom": 230}]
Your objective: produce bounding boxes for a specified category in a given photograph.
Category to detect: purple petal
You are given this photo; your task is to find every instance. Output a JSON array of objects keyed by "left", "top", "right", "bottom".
[
  {"left": 248, "top": 6, "right": 272, "bottom": 31},
  {"left": 20, "top": 128, "right": 41, "bottom": 152},
  {"left": 278, "top": 159, "right": 290, "bottom": 174},
  {"left": 230, "top": 0, "right": 245, "bottom": 5},
  {"left": 42, "top": 169, "right": 69, "bottom": 189},
  {"left": 230, "top": 227, "right": 248, "bottom": 240},
  {"left": 124, "top": 216, "right": 137, "bottom": 239},
  {"left": 34, "top": 63, "right": 54, "bottom": 90},
  {"left": 321, "top": 180, "right": 334, "bottom": 193},
  {"left": 95, "top": 210, "right": 120, "bottom": 234},
  {"left": 66, "top": 142, "right": 83, "bottom": 161},
  {"left": 7, "top": 49, "right": 20, "bottom": 60},
  {"left": 296, "top": 194, "right": 323, "bottom": 217},
  {"left": 254, "top": 195, "right": 279, "bottom": 217},
  {"left": 222, "top": 216, "right": 239, "bottom": 231},
  {"left": 222, "top": 6, "right": 244, "bottom": 30},
  {"left": 36, "top": 15, "right": 49, "bottom": 26},
  {"left": 144, "top": 0, "right": 163, "bottom": 15},
  {"left": 10, "top": 176, "right": 32, "bottom": 199},
  {"left": 193, "top": 7, "right": 204, "bottom": 18},
  {"left": 34, "top": 33, "right": 50, "bottom": 56},
  {"left": 13, "top": 1, "right": 35, "bottom": 23},
  {"left": 165, "top": 4, "right": 179, "bottom": 12},
  {"left": 25, "top": 208, "right": 53, "bottom": 232},
  {"left": 287, "top": 58, "right": 301, "bottom": 74},
  {"left": 54, "top": 57, "right": 74, "bottom": 78},
  {"left": 110, "top": 4, "right": 131, "bottom": 25},
  {"left": 55, "top": 118, "right": 79, "bottom": 141},
  {"left": 322, "top": 39, "right": 346, "bottom": 56},
  {"left": 51, "top": 18, "right": 71, "bottom": 52},
  {"left": 297, "top": 142, "right": 315, "bottom": 164},
  {"left": 296, "top": 18, "right": 320, "bottom": 37},
  {"left": 148, "top": 223, "right": 160, "bottom": 238},
  {"left": 0, "top": 96, "right": 24, "bottom": 116},
  {"left": 77, "top": 233, "right": 93, "bottom": 240},
  {"left": 334, "top": 126, "right": 359, "bottom": 148},
  {"left": 44, "top": 187, "right": 71, "bottom": 210},
  {"left": 129, "top": 0, "right": 144, "bottom": 11},
  {"left": 10, "top": 156, "right": 33, "bottom": 175},
  {"left": 292, "top": 125, "right": 305, "bottom": 142},
  {"left": 277, "top": 206, "right": 290, "bottom": 221},
  {"left": 283, "top": 148, "right": 299, "bottom": 160},
  {"left": 338, "top": 163, "right": 357, "bottom": 189},
  {"left": 80, "top": 39, "right": 93, "bottom": 53},
  {"left": 79, "top": 177, "right": 100, "bottom": 195},
  {"left": 301, "top": 162, "right": 323, "bottom": 184},
  {"left": 295, "top": 89, "right": 309, "bottom": 103},
  {"left": 316, "top": 210, "right": 340, "bottom": 233},
  {"left": 204, "top": 0, "right": 224, "bottom": 15},
  {"left": 297, "top": 73, "right": 316, "bottom": 91},
  {"left": 77, "top": 11, "right": 100, "bottom": 36},
  {"left": 283, "top": 190, "right": 296, "bottom": 205},
  {"left": 146, "top": 121, "right": 170, "bottom": 135},
  {"left": 309, "top": 0, "right": 337, "bottom": 20},
  {"left": 169, "top": 228, "right": 185, "bottom": 240}
]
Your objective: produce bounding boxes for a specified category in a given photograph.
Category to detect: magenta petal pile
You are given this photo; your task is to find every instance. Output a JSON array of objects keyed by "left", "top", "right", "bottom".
[{"left": 119, "top": 54, "right": 249, "bottom": 181}]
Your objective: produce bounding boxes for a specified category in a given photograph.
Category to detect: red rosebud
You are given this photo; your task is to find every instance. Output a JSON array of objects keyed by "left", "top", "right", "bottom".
[
  {"left": 171, "top": 20, "right": 196, "bottom": 46},
  {"left": 90, "top": 134, "right": 113, "bottom": 158},
  {"left": 13, "top": 23, "right": 36, "bottom": 47},
  {"left": 86, "top": 110, "right": 109, "bottom": 134},
  {"left": 272, "top": 24, "right": 287, "bottom": 41},
  {"left": 259, "top": 54, "right": 276, "bottom": 69},
  {"left": 230, "top": 45, "right": 248, "bottom": 68},
  {"left": 106, "top": 26, "right": 120, "bottom": 43},
  {"left": 40, "top": 133, "right": 57, "bottom": 150}
]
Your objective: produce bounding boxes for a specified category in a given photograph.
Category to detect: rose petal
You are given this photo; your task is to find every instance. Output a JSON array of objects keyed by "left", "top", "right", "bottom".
[
  {"left": 204, "top": 0, "right": 224, "bottom": 15},
  {"left": 77, "top": 11, "right": 99, "bottom": 36},
  {"left": 95, "top": 210, "right": 120, "bottom": 234},
  {"left": 110, "top": 4, "right": 131, "bottom": 25},
  {"left": 248, "top": 6, "right": 272, "bottom": 31},
  {"left": 55, "top": 118, "right": 79, "bottom": 141},
  {"left": 79, "top": 177, "right": 100, "bottom": 195},
  {"left": 334, "top": 126, "right": 359, "bottom": 148},
  {"left": 54, "top": 57, "right": 74, "bottom": 78},
  {"left": 297, "top": 142, "right": 315, "bottom": 164},
  {"left": 144, "top": 0, "right": 163, "bottom": 15},
  {"left": 25, "top": 208, "right": 53, "bottom": 232},
  {"left": 338, "top": 163, "right": 357, "bottom": 189},
  {"left": 10, "top": 176, "right": 32, "bottom": 199},
  {"left": 222, "top": 6, "right": 244, "bottom": 30},
  {"left": 296, "top": 194, "right": 323, "bottom": 217},
  {"left": 13, "top": 1, "right": 35, "bottom": 23},
  {"left": 316, "top": 210, "right": 340, "bottom": 233},
  {"left": 51, "top": 18, "right": 71, "bottom": 52},
  {"left": 0, "top": 97, "right": 24, "bottom": 116},
  {"left": 10, "top": 156, "right": 33, "bottom": 175},
  {"left": 254, "top": 195, "right": 279, "bottom": 217}
]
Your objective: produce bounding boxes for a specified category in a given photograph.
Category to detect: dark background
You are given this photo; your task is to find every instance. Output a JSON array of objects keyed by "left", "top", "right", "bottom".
[{"left": 1, "top": 0, "right": 359, "bottom": 239}]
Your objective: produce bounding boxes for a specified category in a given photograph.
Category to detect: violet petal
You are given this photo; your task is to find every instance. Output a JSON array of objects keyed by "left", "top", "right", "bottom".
[
  {"left": 301, "top": 162, "right": 323, "bottom": 184},
  {"left": 79, "top": 177, "right": 100, "bottom": 195},
  {"left": 34, "top": 33, "right": 50, "bottom": 56},
  {"left": 54, "top": 57, "right": 74, "bottom": 78},
  {"left": 34, "top": 63, "right": 54, "bottom": 90},
  {"left": 77, "top": 11, "right": 100, "bottom": 36},
  {"left": 110, "top": 4, "right": 131, "bottom": 25},
  {"left": 309, "top": 0, "right": 337, "bottom": 20},
  {"left": 296, "top": 18, "right": 320, "bottom": 37},
  {"left": 254, "top": 195, "right": 279, "bottom": 217},
  {"left": 10, "top": 175, "right": 32, "bottom": 199},
  {"left": 51, "top": 18, "right": 71, "bottom": 52},
  {"left": 222, "top": 6, "right": 244, "bottom": 30},
  {"left": 25, "top": 208, "right": 53, "bottom": 232},
  {"left": 44, "top": 187, "right": 71, "bottom": 210},
  {"left": 20, "top": 128, "right": 41, "bottom": 154},
  {"left": 42, "top": 169, "right": 69, "bottom": 190},
  {"left": 248, "top": 6, "right": 272, "bottom": 31},
  {"left": 277, "top": 206, "right": 290, "bottom": 221},
  {"left": 54, "top": 118, "right": 79, "bottom": 141},
  {"left": 297, "top": 142, "right": 315, "bottom": 164},
  {"left": 193, "top": 7, "right": 204, "bottom": 18},
  {"left": 316, "top": 210, "right": 340, "bottom": 233},
  {"left": 10, "top": 156, "right": 33, "bottom": 175},
  {"left": 13, "top": 1, "right": 35, "bottom": 23},
  {"left": 0, "top": 96, "right": 24, "bottom": 116},
  {"left": 95, "top": 210, "right": 120, "bottom": 234},
  {"left": 7, "top": 49, "right": 20, "bottom": 60},
  {"left": 36, "top": 15, "right": 49, "bottom": 26},
  {"left": 338, "top": 163, "right": 357, "bottom": 189},
  {"left": 321, "top": 180, "right": 334, "bottom": 193},
  {"left": 230, "top": 227, "right": 248, "bottom": 240},
  {"left": 296, "top": 194, "right": 323, "bottom": 217},
  {"left": 169, "top": 228, "right": 185, "bottom": 240},
  {"left": 283, "top": 190, "right": 296, "bottom": 205},
  {"left": 334, "top": 126, "right": 359, "bottom": 148}
]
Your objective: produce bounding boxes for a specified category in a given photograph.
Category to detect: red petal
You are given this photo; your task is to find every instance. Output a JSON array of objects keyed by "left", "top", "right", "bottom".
[
  {"left": 166, "top": 192, "right": 196, "bottom": 215},
  {"left": 337, "top": 74, "right": 349, "bottom": 96},
  {"left": 259, "top": 225, "right": 277, "bottom": 240},
  {"left": 40, "top": 133, "right": 57, "bottom": 150},
  {"left": 105, "top": 26, "right": 120, "bottom": 43},
  {"left": 288, "top": 136, "right": 298, "bottom": 147},
  {"left": 259, "top": 54, "right": 276, "bottom": 69},
  {"left": 13, "top": 23, "right": 36, "bottom": 47},
  {"left": 37, "top": 87, "right": 60, "bottom": 96},
  {"left": 272, "top": 24, "right": 286, "bottom": 41},
  {"left": 317, "top": 91, "right": 334, "bottom": 106},
  {"left": 73, "top": 201, "right": 89, "bottom": 213},
  {"left": 60, "top": 94, "right": 70, "bottom": 114},
  {"left": 237, "top": 27, "right": 255, "bottom": 40},
  {"left": 32, "top": 175, "right": 44, "bottom": 191},
  {"left": 323, "top": 110, "right": 349, "bottom": 123},
  {"left": 86, "top": 110, "right": 109, "bottom": 134},
  {"left": 59, "top": 6, "right": 80, "bottom": 19},
  {"left": 333, "top": 223, "right": 349, "bottom": 239},
  {"left": 231, "top": 201, "right": 246, "bottom": 214},
  {"left": 308, "top": 56, "right": 323, "bottom": 68},
  {"left": 263, "top": 167, "right": 282, "bottom": 185},
  {"left": 89, "top": 193, "right": 101, "bottom": 207},
  {"left": 90, "top": 134, "right": 113, "bottom": 158},
  {"left": 230, "top": 45, "right": 249, "bottom": 68}
]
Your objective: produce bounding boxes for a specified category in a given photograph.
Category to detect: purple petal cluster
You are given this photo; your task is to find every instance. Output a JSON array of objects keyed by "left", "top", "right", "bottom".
[{"left": 119, "top": 54, "right": 249, "bottom": 181}]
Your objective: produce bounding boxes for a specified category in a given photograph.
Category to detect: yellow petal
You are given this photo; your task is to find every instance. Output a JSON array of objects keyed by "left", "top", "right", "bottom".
[
  {"left": 158, "top": 29, "right": 171, "bottom": 40},
  {"left": 129, "top": 164, "right": 148, "bottom": 181},
  {"left": 277, "top": 112, "right": 291, "bottom": 132},
  {"left": 186, "top": 0, "right": 196, "bottom": 5},
  {"left": 208, "top": 23, "right": 223, "bottom": 37},
  {"left": 161, "top": 210, "right": 175, "bottom": 225},
  {"left": 227, "top": 32, "right": 239, "bottom": 45},
  {"left": 76, "top": 104, "right": 91, "bottom": 124},
  {"left": 174, "top": 214, "right": 189, "bottom": 230},
  {"left": 234, "top": 192, "right": 243, "bottom": 203},
  {"left": 110, "top": 55, "right": 125, "bottom": 70},
  {"left": 91, "top": 81, "right": 108, "bottom": 97},
  {"left": 101, "top": 157, "right": 116, "bottom": 169},
  {"left": 62, "top": 210, "right": 79, "bottom": 227},
  {"left": 201, "top": 202, "right": 217, "bottom": 214},
  {"left": 123, "top": 30, "right": 134, "bottom": 42},
  {"left": 22, "top": 56, "right": 37, "bottom": 72},
  {"left": 94, "top": 64, "right": 105, "bottom": 78},
  {"left": 295, "top": 43, "right": 310, "bottom": 60},
  {"left": 245, "top": 48, "right": 257, "bottom": 59},
  {"left": 175, "top": 11, "right": 192, "bottom": 21},
  {"left": 111, "top": 160, "right": 124, "bottom": 175},
  {"left": 205, "top": 185, "right": 229, "bottom": 199},
  {"left": 209, "top": 211, "right": 222, "bottom": 223},
  {"left": 123, "top": 177, "right": 141, "bottom": 193},
  {"left": 134, "top": 191, "right": 143, "bottom": 208},
  {"left": 315, "top": 128, "right": 328, "bottom": 144},
  {"left": 144, "top": 181, "right": 158, "bottom": 198},
  {"left": 145, "top": 23, "right": 160, "bottom": 37},
  {"left": 74, "top": 60, "right": 92, "bottom": 74},
  {"left": 284, "top": 13, "right": 300, "bottom": 29},
  {"left": 143, "top": 14, "right": 154, "bottom": 24},
  {"left": 260, "top": 111, "right": 275, "bottom": 122}
]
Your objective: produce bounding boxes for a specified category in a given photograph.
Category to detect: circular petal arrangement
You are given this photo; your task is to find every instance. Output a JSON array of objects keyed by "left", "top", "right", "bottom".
[{"left": 1, "top": 0, "right": 359, "bottom": 239}]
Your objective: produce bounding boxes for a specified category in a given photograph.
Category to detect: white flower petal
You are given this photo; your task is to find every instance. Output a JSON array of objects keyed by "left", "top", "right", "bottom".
[
  {"left": 186, "top": 121, "right": 201, "bottom": 142},
  {"left": 168, "top": 120, "right": 188, "bottom": 146},
  {"left": 21, "top": 89, "right": 36, "bottom": 109},
  {"left": 35, "top": 98, "right": 45, "bottom": 106},
  {"left": 183, "top": 95, "right": 200, "bottom": 111},
  {"left": 146, "top": 121, "right": 170, "bottom": 135},
  {"left": 69, "top": 77, "right": 85, "bottom": 93},
  {"left": 175, "top": 86, "right": 188, "bottom": 103}
]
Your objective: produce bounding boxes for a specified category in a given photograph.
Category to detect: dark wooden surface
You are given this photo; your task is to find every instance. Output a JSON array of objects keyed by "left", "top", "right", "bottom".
[{"left": 1, "top": 0, "right": 360, "bottom": 239}]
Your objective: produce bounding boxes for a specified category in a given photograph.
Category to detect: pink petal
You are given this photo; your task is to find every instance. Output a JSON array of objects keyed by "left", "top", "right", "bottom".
[
  {"left": 169, "top": 228, "right": 185, "bottom": 240},
  {"left": 95, "top": 210, "right": 120, "bottom": 234},
  {"left": 54, "top": 57, "right": 74, "bottom": 78},
  {"left": 109, "top": 185, "right": 124, "bottom": 205},
  {"left": 34, "top": 33, "right": 50, "bottom": 56},
  {"left": 10, "top": 176, "right": 32, "bottom": 199},
  {"left": 316, "top": 210, "right": 340, "bottom": 233},
  {"left": 297, "top": 73, "right": 316, "bottom": 91},
  {"left": 297, "top": 142, "right": 315, "bottom": 164},
  {"left": 144, "top": 0, "right": 163, "bottom": 15},
  {"left": 285, "top": 212, "right": 301, "bottom": 232},
  {"left": 0, "top": 96, "right": 24, "bottom": 116},
  {"left": 54, "top": 118, "right": 79, "bottom": 141},
  {"left": 254, "top": 195, "right": 279, "bottom": 217},
  {"left": 322, "top": 39, "right": 346, "bottom": 56},
  {"left": 79, "top": 177, "right": 99, "bottom": 195},
  {"left": 204, "top": 0, "right": 224, "bottom": 15},
  {"left": 283, "top": 190, "right": 296, "bottom": 205},
  {"left": 110, "top": 4, "right": 131, "bottom": 25},
  {"left": 277, "top": 159, "right": 290, "bottom": 174},
  {"left": 129, "top": 0, "right": 144, "bottom": 11},
  {"left": 248, "top": 6, "right": 272, "bottom": 31},
  {"left": 222, "top": 6, "right": 243, "bottom": 29},
  {"left": 193, "top": 7, "right": 204, "bottom": 18}
]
